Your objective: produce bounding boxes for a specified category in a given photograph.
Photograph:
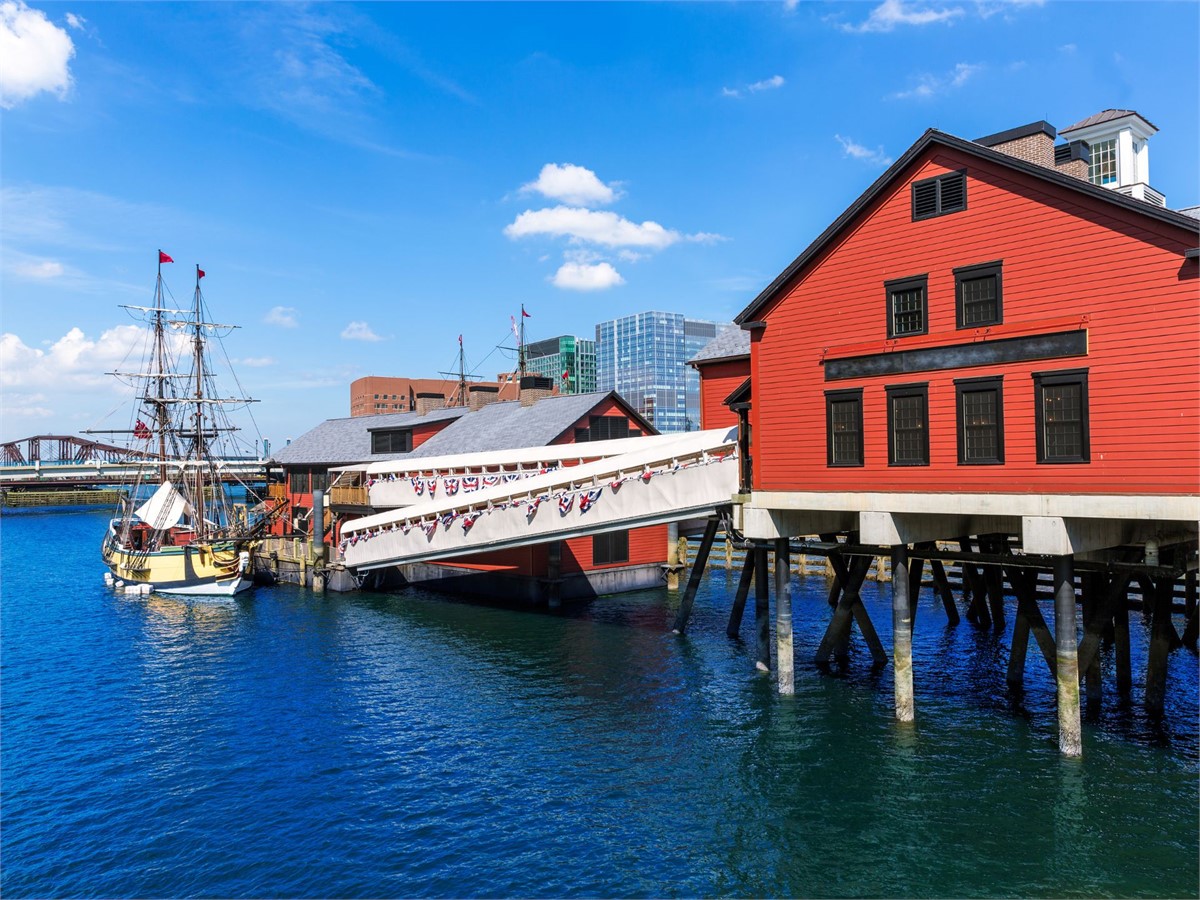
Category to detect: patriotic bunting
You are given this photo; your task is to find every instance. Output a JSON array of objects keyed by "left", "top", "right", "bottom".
[
  {"left": 426, "top": 478, "right": 438, "bottom": 497},
  {"left": 441, "top": 511, "right": 458, "bottom": 529},
  {"left": 482, "top": 474, "right": 500, "bottom": 488},
  {"left": 461, "top": 512, "right": 481, "bottom": 533},
  {"left": 503, "top": 473, "right": 521, "bottom": 483},
  {"left": 411, "top": 477, "right": 424, "bottom": 496},
  {"left": 444, "top": 477, "right": 460, "bottom": 496},
  {"left": 462, "top": 475, "right": 480, "bottom": 492},
  {"left": 421, "top": 519, "right": 438, "bottom": 539},
  {"left": 558, "top": 493, "right": 574, "bottom": 516},
  {"left": 579, "top": 488, "right": 603, "bottom": 514}
]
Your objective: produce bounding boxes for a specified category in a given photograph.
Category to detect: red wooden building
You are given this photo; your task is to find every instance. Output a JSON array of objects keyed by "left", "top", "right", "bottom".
[{"left": 718, "top": 114, "right": 1199, "bottom": 754}]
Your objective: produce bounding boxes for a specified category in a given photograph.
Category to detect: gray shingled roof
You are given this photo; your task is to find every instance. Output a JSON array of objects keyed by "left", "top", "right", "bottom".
[
  {"left": 273, "top": 406, "right": 467, "bottom": 465},
  {"left": 273, "top": 391, "right": 655, "bottom": 467},
  {"left": 1178, "top": 206, "right": 1200, "bottom": 221},
  {"left": 410, "top": 391, "right": 648, "bottom": 458},
  {"left": 1060, "top": 109, "right": 1158, "bottom": 133},
  {"left": 688, "top": 326, "right": 750, "bottom": 366}
]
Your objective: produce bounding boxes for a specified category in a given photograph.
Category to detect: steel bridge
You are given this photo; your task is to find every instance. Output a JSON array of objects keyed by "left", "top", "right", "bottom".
[{"left": 0, "top": 435, "right": 272, "bottom": 488}]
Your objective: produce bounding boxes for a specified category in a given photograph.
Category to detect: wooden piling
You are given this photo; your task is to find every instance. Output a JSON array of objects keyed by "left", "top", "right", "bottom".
[
  {"left": 1054, "top": 555, "right": 1082, "bottom": 757},
  {"left": 929, "top": 557, "right": 960, "bottom": 625},
  {"left": 754, "top": 545, "right": 770, "bottom": 672},
  {"left": 726, "top": 551, "right": 756, "bottom": 639},
  {"left": 1144, "top": 577, "right": 1176, "bottom": 717},
  {"left": 1182, "top": 571, "right": 1198, "bottom": 650},
  {"left": 775, "top": 538, "right": 794, "bottom": 695},
  {"left": 546, "top": 540, "right": 563, "bottom": 609},
  {"left": 672, "top": 518, "right": 718, "bottom": 635},
  {"left": 892, "top": 546, "right": 915, "bottom": 723},
  {"left": 1080, "top": 573, "right": 1104, "bottom": 715},
  {"left": 1113, "top": 580, "right": 1133, "bottom": 698}
]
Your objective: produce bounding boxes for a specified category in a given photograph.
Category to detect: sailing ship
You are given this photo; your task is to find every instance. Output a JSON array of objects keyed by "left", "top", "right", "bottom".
[{"left": 98, "top": 251, "right": 260, "bottom": 595}]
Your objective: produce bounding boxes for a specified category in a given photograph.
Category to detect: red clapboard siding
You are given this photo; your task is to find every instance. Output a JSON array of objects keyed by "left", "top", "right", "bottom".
[
  {"left": 750, "top": 147, "right": 1200, "bottom": 497},
  {"left": 696, "top": 359, "right": 750, "bottom": 430}
]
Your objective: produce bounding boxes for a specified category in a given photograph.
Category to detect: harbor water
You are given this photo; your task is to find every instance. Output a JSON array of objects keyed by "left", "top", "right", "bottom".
[{"left": 3, "top": 510, "right": 1197, "bottom": 898}]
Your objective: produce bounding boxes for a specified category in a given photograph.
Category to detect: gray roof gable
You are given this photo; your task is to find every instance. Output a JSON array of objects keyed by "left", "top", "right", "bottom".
[
  {"left": 273, "top": 406, "right": 467, "bottom": 466},
  {"left": 410, "top": 391, "right": 653, "bottom": 458},
  {"left": 688, "top": 326, "right": 751, "bottom": 366}
]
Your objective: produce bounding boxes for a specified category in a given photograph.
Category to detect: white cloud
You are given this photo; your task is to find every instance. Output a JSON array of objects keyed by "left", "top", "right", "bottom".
[
  {"left": 551, "top": 262, "right": 625, "bottom": 291},
  {"left": 722, "top": 74, "right": 785, "bottom": 99},
  {"left": 0, "top": 0, "right": 75, "bottom": 109},
  {"left": 340, "top": 321, "right": 383, "bottom": 342},
  {"left": 891, "top": 62, "right": 981, "bottom": 99},
  {"left": 834, "top": 134, "right": 894, "bottom": 167},
  {"left": 842, "top": 0, "right": 965, "bottom": 33},
  {"left": 239, "top": 356, "right": 276, "bottom": 367},
  {"left": 505, "top": 206, "right": 684, "bottom": 249},
  {"left": 64, "top": 11, "right": 84, "bottom": 30},
  {"left": 521, "top": 163, "right": 617, "bottom": 207},
  {"left": 2, "top": 390, "right": 53, "bottom": 418},
  {"left": 748, "top": 74, "right": 785, "bottom": 92},
  {"left": 265, "top": 306, "right": 298, "bottom": 328},
  {"left": 10, "top": 258, "right": 64, "bottom": 279}
]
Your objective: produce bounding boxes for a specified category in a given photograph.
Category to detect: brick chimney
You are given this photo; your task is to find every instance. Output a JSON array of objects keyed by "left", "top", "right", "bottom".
[
  {"left": 519, "top": 375, "right": 554, "bottom": 407},
  {"left": 975, "top": 121, "right": 1056, "bottom": 168},
  {"left": 415, "top": 392, "right": 446, "bottom": 415},
  {"left": 1053, "top": 141, "right": 1091, "bottom": 181},
  {"left": 468, "top": 384, "right": 500, "bottom": 412}
]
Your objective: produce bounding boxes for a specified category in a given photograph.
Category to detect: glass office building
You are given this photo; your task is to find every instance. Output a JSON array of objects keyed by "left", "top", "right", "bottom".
[
  {"left": 595, "top": 312, "right": 725, "bottom": 433},
  {"left": 524, "top": 335, "right": 597, "bottom": 395}
]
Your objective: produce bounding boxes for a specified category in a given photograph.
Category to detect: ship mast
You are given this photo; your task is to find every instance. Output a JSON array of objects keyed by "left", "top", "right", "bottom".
[
  {"left": 154, "top": 251, "right": 169, "bottom": 485},
  {"left": 191, "top": 264, "right": 207, "bottom": 533}
]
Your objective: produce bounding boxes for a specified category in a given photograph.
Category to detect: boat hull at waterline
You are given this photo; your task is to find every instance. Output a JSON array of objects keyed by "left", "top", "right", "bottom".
[{"left": 103, "top": 529, "right": 252, "bottom": 596}]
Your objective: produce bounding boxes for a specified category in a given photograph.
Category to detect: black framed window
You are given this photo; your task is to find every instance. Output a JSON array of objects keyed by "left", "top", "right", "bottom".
[
  {"left": 886, "top": 383, "right": 929, "bottom": 466},
  {"left": 593, "top": 530, "right": 629, "bottom": 565},
  {"left": 370, "top": 429, "right": 412, "bottom": 454},
  {"left": 886, "top": 275, "right": 928, "bottom": 338},
  {"left": 825, "top": 389, "right": 864, "bottom": 467},
  {"left": 912, "top": 170, "right": 967, "bottom": 220},
  {"left": 955, "top": 376, "right": 1004, "bottom": 465},
  {"left": 955, "top": 261, "right": 1003, "bottom": 328},
  {"left": 1033, "top": 369, "right": 1089, "bottom": 463}
]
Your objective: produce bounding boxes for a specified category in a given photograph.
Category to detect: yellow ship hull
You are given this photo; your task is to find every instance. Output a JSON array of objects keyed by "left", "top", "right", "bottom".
[{"left": 104, "top": 538, "right": 251, "bottom": 596}]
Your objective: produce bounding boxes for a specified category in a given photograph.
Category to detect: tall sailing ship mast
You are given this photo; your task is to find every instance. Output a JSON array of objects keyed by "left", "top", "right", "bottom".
[{"left": 99, "top": 251, "right": 261, "bottom": 596}]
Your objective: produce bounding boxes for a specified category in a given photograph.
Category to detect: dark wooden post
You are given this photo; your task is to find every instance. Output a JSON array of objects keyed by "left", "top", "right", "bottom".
[
  {"left": 672, "top": 517, "right": 718, "bottom": 635},
  {"left": 892, "top": 545, "right": 914, "bottom": 723},
  {"left": 1144, "top": 577, "right": 1176, "bottom": 717},
  {"left": 726, "top": 550, "right": 756, "bottom": 638},
  {"left": 775, "top": 537, "right": 793, "bottom": 694},
  {"left": 1182, "top": 571, "right": 1198, "bottom": 650},
  {"left": 1080, "top": 572, "right": 1105, "bottom": 715},
  {"left": 1054, "top": 555, "right": 1082, "bottom": 757},
  {"left": 929, "top": 557, "right": 960, "bottom": 625},
  {"left": 754, "top": 545, "right": 770, "bottom": 672},
  {"left": 546, "top": 540, "right": 563, "bottom": 609}
]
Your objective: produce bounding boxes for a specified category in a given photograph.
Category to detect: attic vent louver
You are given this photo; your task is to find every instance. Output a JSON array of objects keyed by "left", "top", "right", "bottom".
[{"left": 912, "top": 170, "right": 967, "bottom": 221}]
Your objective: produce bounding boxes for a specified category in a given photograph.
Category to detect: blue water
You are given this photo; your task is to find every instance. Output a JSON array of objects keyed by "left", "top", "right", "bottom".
[{"left": 3, "top": 510, "right": 1197, "bottom": 898}]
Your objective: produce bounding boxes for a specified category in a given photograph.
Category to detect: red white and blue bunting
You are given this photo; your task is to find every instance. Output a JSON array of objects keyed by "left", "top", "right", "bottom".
[{"left": 338, "top": 447, "right": 736, "bottom": 556}]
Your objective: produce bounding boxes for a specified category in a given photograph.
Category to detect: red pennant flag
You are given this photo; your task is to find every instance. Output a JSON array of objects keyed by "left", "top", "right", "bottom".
[
  {"left": 458, "top": 334, "right": 462, "bottom": 346},
  {"left": 197, "top": 268, "right": 206, "bottom": 279},
  {"left": 133, "top": 419, "right": 152, "bottom": 440},
  {"left": 562, "top": 370, "right": 569, "bottom": 379},
  {"left": 521, "top": 305, "right": 531, "bottom": 318},
  {"left": 159, "top": 251, "right": 173, "bottom": 264}
]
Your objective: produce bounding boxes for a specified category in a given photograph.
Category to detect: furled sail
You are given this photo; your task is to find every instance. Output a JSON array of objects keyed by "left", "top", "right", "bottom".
[{"left": 134, "top": 481, "right": 193, "bottom": 531}]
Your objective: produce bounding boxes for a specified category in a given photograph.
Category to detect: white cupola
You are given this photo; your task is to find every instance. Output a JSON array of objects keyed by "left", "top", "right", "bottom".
[{"left": 1059, "top": 110, "right": 1164, "bottom": 207}]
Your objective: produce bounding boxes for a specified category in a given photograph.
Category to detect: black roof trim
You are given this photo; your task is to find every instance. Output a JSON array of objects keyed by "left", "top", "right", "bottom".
[
  {"left": 1186, "top": 248, "right": 1200, "bottom": 260},
  {"left": 687, "top": 353, "right": 749, "bottom": 369},
  {"left": 734, "top": 129, "right": 1200, "bottom": 325},
  {"left": 741, "top": 320, "right": 768, "bottom": 332},
  {"left": 723, "top": 377, "right": 752, "bottom": 407},
  {"left": 975, "top": 120, "right": 1056, "bottom": 147}
]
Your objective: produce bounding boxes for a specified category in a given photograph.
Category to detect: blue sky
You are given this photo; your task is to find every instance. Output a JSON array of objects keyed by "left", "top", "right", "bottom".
[{"left": 3, "top": 0, "right": 1197, "bottom": 449}]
